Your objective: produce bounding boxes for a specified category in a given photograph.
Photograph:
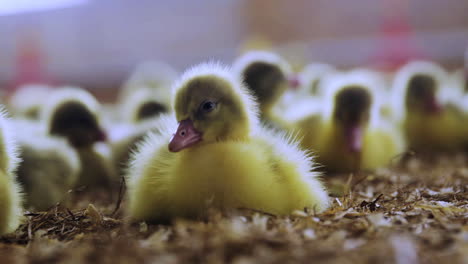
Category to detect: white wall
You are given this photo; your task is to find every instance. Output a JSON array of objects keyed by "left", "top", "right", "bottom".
[
  {"left": 0, "top": 0, "right": 466, "bottom": 89},
  {"left": 0, "top": 0, "right": 246, "bottom": 87}
]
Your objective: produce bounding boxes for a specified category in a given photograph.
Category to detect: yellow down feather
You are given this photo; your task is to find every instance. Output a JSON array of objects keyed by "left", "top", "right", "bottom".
[{"left": 0, "top": 108, "right": 23, "bottom": 234}]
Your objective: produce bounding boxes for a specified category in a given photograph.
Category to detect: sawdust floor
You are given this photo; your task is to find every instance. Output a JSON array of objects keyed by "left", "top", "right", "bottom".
[{"left": 0, "top": 153, "right": 466, "bottom": 264}]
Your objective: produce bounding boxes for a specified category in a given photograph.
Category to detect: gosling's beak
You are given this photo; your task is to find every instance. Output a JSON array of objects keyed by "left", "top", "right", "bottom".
[
  {"left": 288, "top": 75, "right": 300, "bottom": 90},
  {"left": 425, "top": 95, "right": 442, "bottom": 114},
  {"left": 345, "top": 125, "right": 362, "bottom": 153},
  {"left": 95, "top": 129, "right": 108, "bottom": 142},
  {"left": 169, "top": 119, "right": 202, "bottom": 152}
]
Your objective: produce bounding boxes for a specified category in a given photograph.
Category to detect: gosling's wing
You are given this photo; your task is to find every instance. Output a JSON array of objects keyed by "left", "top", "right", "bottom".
[
  {"left": 293, "top": 111, "right": 324, "bottom": 151},
  {"left": 442, "top": 102, "right": 468, "bottom": 145},
  {"left": 363, "top": 120, "right": 406, "bottom": 170},
  {"left": 252, "top": 126, "right": 330, "bottom": 212},
  {"left": 125, "top": 114, "right": 178, "bottom": 222}
]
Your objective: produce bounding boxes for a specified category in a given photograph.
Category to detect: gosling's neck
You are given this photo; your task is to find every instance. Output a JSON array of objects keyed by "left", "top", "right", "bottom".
[
  {"left": 189, "top": 122, "right": 251, "bottom": 152},
  {"left": 259, "top": 100, "right": 277, "bottom": 120}
]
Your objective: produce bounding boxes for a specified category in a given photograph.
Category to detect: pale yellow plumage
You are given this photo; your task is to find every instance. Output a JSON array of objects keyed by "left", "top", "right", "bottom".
[
  {"left": 109, "top": 120, "right": 165, "bottom": 176},
  {"left": 0, "top": 108, "right": 23, "bottom": 234},
  {"left": 126, "top": 63, "right": 329, "bottom": 222},
  {"left": 15, "top": 134, "right": 80, "bottom": 210}
]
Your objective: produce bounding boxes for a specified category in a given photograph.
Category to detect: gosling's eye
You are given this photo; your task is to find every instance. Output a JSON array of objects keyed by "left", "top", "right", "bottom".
[{"left": 201, "top": 101, "right": 217, "bottom": 112}]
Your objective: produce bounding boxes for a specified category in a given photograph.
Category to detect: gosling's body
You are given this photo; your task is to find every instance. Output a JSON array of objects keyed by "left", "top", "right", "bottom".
[
  {"left": 75, "top": 144, "right": 114, "bottom": 187},
  {"left": 127, "top": 63, "right": 329, "bottom": 222},
  {"left": 109, "top": 120, "right": 165, "bottom": 176},
  {"left": 0, "top": 109, "right": 23, "bottom": 234},
  {"left": 310, "top": 121, "right": 403, "bottom": 172},
  {"left": 298, "top": 115, "right": 403, "bottom": 172},
  {"left": 404, "top": 105, "right": 466, "bottom": 151},
  {"left": 16, "top": 135, "right": 79, "bottom": 210},
  {"left": 129, "top": 126, "right": 328, "bottom": 222}
]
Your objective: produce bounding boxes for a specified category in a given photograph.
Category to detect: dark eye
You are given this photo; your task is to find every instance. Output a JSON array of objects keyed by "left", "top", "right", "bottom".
[{"left": 201, "top": 101, "right": 217, "bottom": 112}]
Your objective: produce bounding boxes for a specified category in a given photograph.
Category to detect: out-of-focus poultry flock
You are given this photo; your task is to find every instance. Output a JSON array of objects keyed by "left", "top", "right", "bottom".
[{"left": 0, "top": 50, "right": 467, "bottom": 233}]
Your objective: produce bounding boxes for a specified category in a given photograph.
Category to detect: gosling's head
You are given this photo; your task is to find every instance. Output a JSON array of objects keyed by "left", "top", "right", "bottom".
[
  {"left": 405, "top": 74, "right": 441, "bottom": 114},
  {"left": 124, "top": 61, "right": 177, "bottom": 90},
  {"left": 232, "top": 51, "right": 291, "bottom": 113},
  {"left": 137, "top": 102, "right": 167, "bottom": 121},
  {"left": 169, "top": 63, "right": 258, "bottom": 152},
  {"left": 43, "top": 87, "right": 107, "bottom": 148},
  {"left": 9, "top": 84, "right": 52, "bottom": 119},
  {"left": 120, "top": 61, "right": 177, "bottom": 102},
  {"left": 392, "top": 61, "right": 447, "bottom": 120},
  {"left": 298, "top": 63, "right": 336, "bottom": 96},
  {"left": 333, "top": 86, "right": 372, "bottom": 153},
  {"left": 121, "top": 88, "right": 170, "bottom": 123}
]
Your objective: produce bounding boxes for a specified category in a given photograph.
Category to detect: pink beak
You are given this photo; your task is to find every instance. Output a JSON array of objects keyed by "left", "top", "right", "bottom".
[
  {"left": 96, "top": 129, "right": 108, "bottom": 142},
  {"left": 426, "top": 95, "right": 442, "bottom": 114},
  {"left": 345, "top": 125, "right": 362, "bottom": 153},
  {"left": 288, "top": 75, "right": 300, "bottom": 90},
  {"left": 168, "top": 119, "right": 202, "bottom": 152}
]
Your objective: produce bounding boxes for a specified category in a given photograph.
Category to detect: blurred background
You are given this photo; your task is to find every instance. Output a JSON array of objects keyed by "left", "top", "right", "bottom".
[{"left": 0, "top": 0, "right": 467, "bottom": 100}]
